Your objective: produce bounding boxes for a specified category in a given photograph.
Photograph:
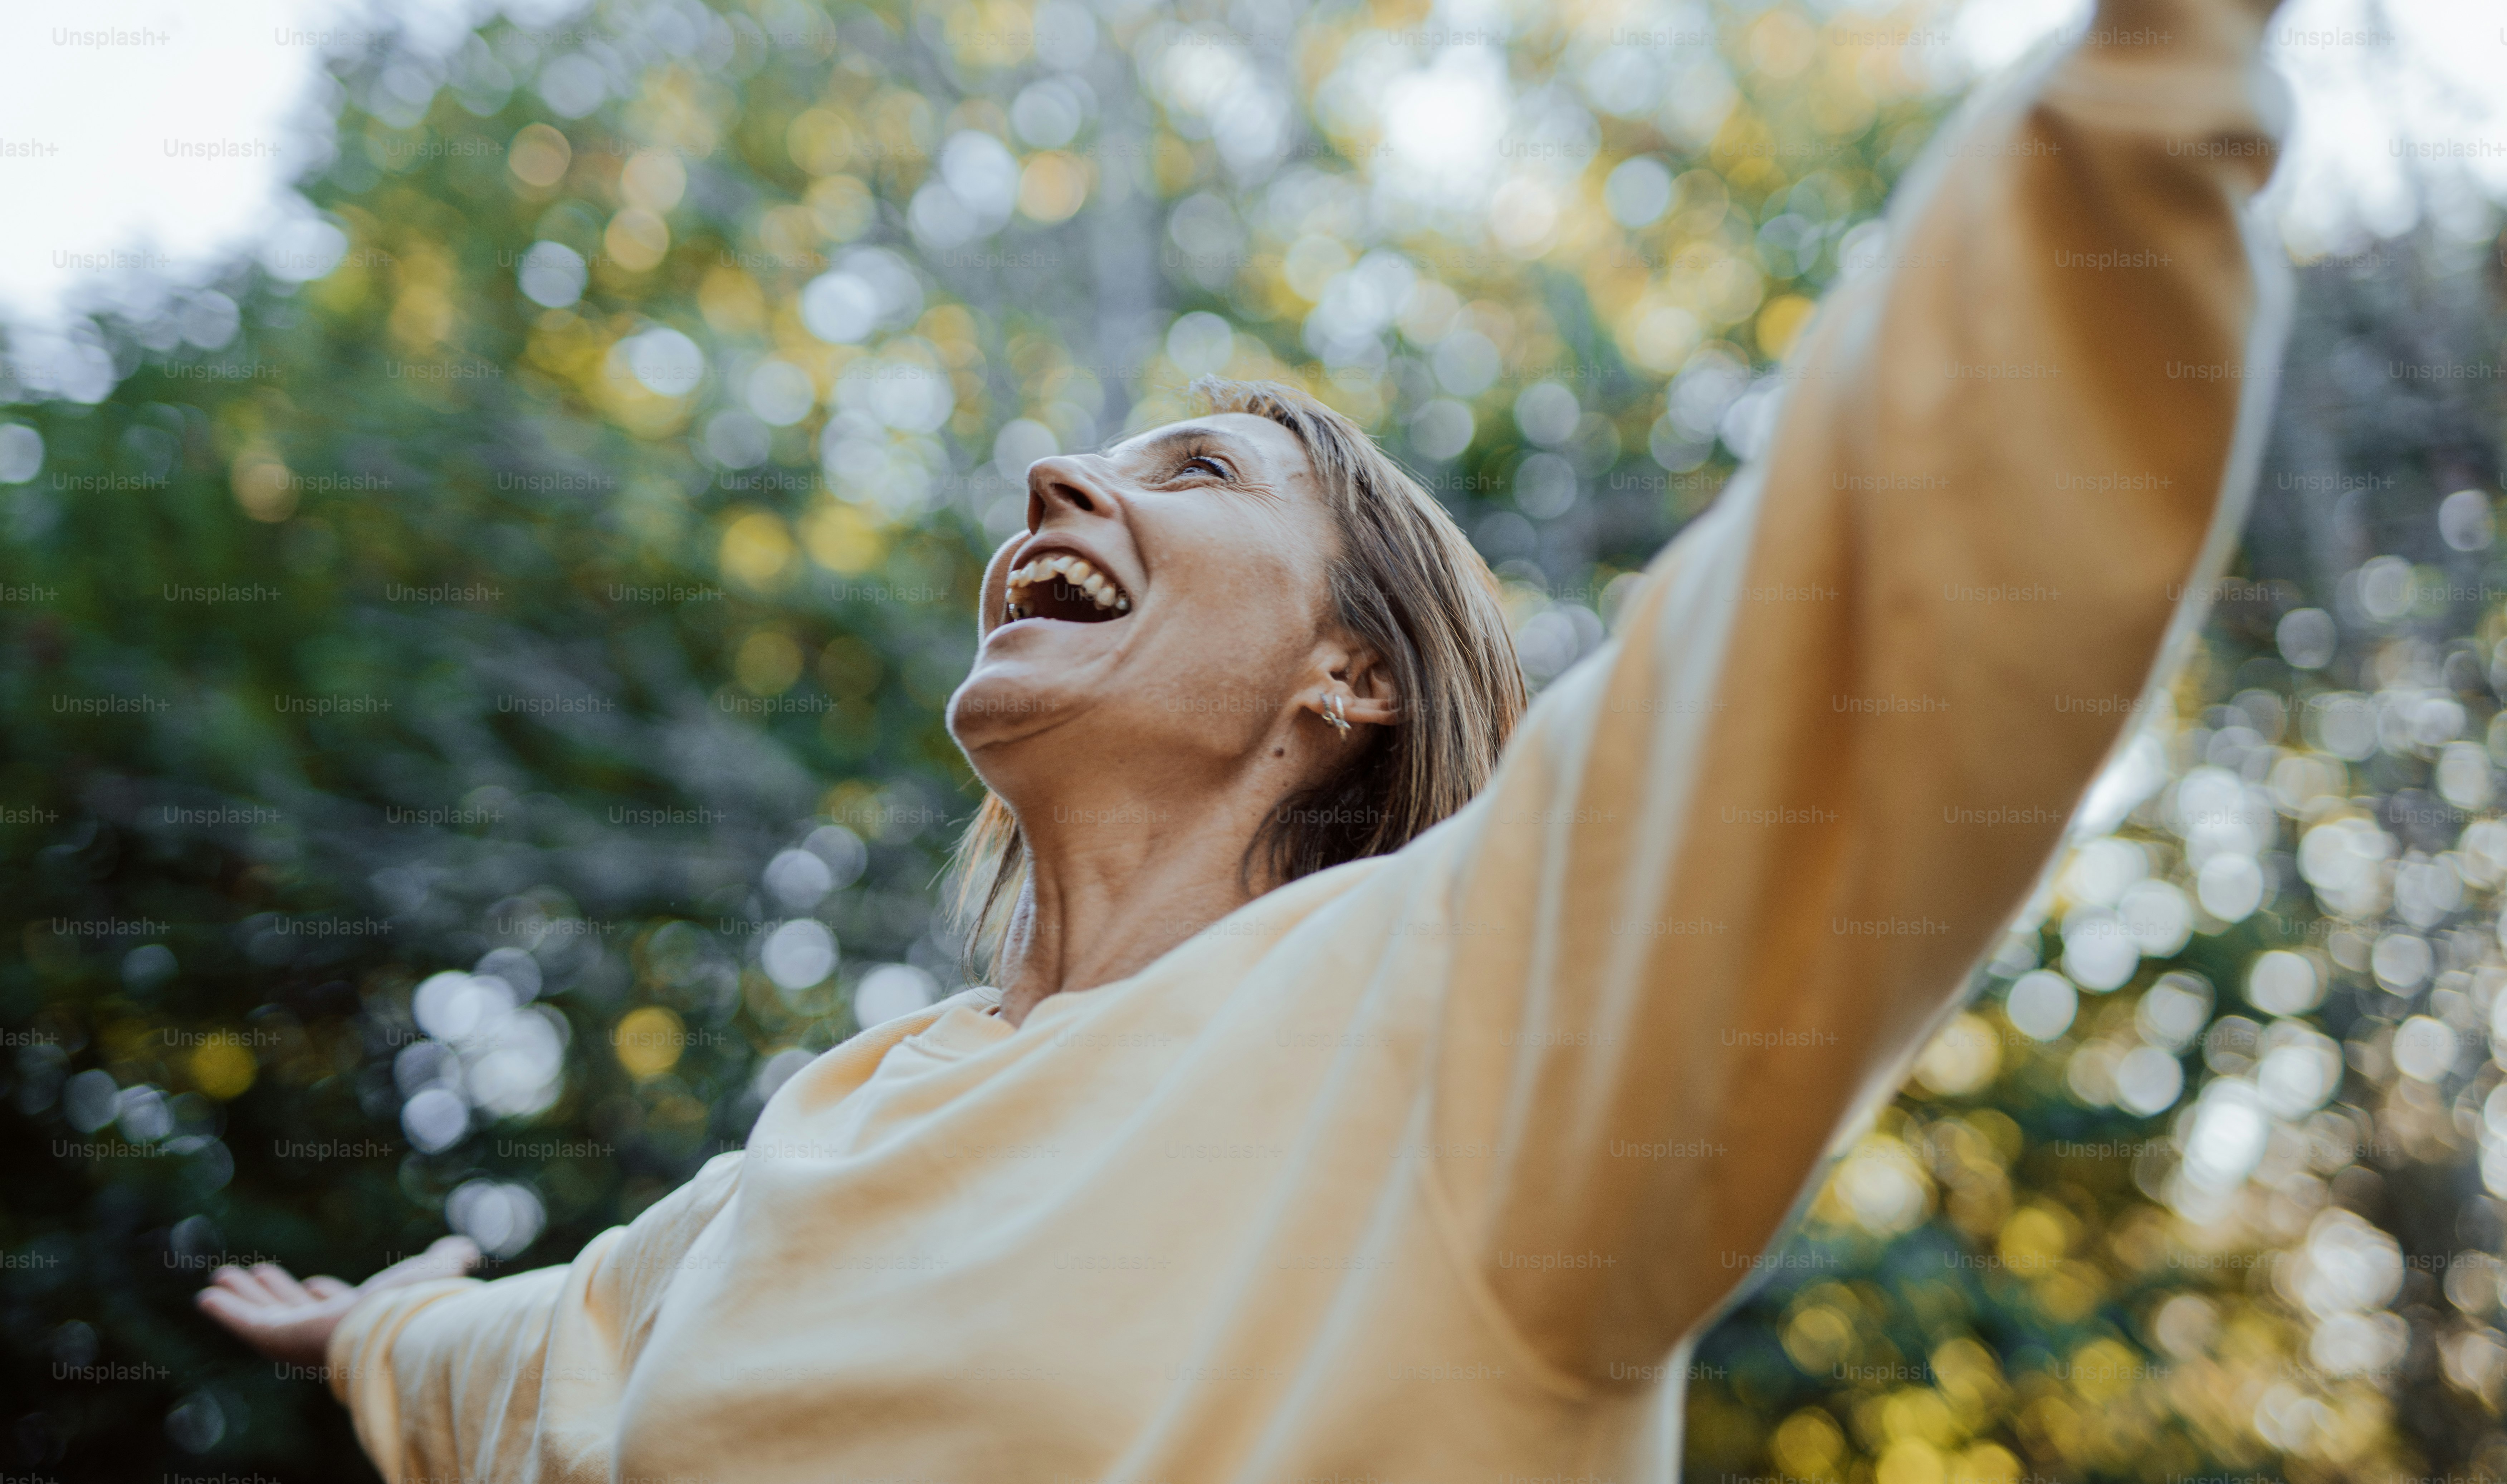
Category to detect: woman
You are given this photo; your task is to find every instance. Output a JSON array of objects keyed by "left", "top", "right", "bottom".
[{"left": 202, "top": 0, "right": 2291, "bottom": 1477}]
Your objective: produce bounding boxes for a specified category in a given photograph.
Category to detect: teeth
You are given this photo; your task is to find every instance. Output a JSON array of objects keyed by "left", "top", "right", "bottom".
[{"left": 1005, "top": 551, "right": 1130, "bottom": 615}]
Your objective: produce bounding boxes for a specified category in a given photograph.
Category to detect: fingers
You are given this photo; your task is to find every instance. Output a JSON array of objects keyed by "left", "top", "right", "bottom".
[
  {"left": 195, "top": 1286, "right": 252, "bottom": 1329},
  {"left": 196, "top": 1287, "right": 287, "bottom": 1347},
  {"left": 413, "top": 1234, "right": 481, "bottom": 1278},
  {"left": 196, "top": 1260, "right": 386, "bottom": 1369},
  {"left": 252, "top": 1263, "right": 312, "bottom": 1305},
  {"left": 204, "top": 1237, "right": 483, "bottom": 1332},
  {"left": 365, "top": 1234, "right": 481, "bottom": 1292},
  {"left": 209, "top": 1264, "right": 276, "bottom": 1305}
]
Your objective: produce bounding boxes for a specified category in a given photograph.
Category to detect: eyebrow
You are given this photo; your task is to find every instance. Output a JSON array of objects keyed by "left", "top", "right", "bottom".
[{"left": 1107, "top": 424, "right": 1246, "bottom": 466}]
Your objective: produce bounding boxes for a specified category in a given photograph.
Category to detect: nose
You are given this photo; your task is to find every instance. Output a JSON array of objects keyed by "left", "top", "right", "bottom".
[{"left": 1024, "top": 454, "right": 1119, "bottom": 532}]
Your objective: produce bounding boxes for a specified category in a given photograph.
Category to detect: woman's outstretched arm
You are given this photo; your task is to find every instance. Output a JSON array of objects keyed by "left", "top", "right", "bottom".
[
  {"left": 1406, "top": 0, "right": 2290, "bottom": 1380},
  {"left": 333, "top": 1149, "right": 743, "bottom": 1481},
  {"left": 212, "top": 989, "right": 961, "bottom": 1479},
  {"left": 196, "top": 1148, "right": 743, "bottom": 1482}
]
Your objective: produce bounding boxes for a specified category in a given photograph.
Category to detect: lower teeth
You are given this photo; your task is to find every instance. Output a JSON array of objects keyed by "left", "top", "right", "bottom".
[{"left": 1005, "top": 583, "right": 1128, "bottom": 620}]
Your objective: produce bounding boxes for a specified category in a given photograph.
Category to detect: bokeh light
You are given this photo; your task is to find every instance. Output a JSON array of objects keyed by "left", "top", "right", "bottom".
[{"left": 4, "top": 0, "right": 2507, "bottom": 1476}]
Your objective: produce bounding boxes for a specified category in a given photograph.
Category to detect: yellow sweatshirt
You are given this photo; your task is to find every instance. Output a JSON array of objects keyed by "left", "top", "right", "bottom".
[{"left": 331, "top": 1, "right": 2291, "bottom": 1477}]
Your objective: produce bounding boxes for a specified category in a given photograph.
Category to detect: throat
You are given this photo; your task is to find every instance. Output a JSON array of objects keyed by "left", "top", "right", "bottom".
[{"left": 989, "top": 817, "right": 1270, "bottom": 1028}]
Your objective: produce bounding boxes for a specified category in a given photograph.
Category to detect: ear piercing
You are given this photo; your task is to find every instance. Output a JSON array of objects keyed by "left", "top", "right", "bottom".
[{"left": 1321, "top": 691, "right": 1351, "bottom": 738}]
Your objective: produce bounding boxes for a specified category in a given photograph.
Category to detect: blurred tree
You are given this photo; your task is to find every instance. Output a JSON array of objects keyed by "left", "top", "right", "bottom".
[
  {"left": 1685, "top": 224, "right": 2507, "bottom": 1484},
  {"left": 0, "top": 0, "right": 2501, "bottom": 1478}
]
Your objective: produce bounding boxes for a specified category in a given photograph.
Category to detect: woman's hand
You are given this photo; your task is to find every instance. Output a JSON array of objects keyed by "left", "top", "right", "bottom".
[{"left": 195, "top": 1235, "right": 482, "bottom": 1369}]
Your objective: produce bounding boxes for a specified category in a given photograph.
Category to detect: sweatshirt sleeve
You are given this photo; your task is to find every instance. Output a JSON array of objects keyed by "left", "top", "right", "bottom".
[
  {"left": 1413, "top": 0, "right": 2291, "bottom": 1380},
  {"left": 326, "top": 1149, "right": 744, "bottom": 1483}
]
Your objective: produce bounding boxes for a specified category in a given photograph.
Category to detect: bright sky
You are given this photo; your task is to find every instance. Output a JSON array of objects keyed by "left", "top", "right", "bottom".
[
  {"left": 0, "top": 0, "right": 2502, "bottom": 351},
  {"left": 1, "top": 0, "right": 351, "bottom": 326},
  {"left": 0, "top": 0, "right": 495, "bottom": 369},
  {"left": 1959, "top": 0, "right": 2507, "bottom": 254}
]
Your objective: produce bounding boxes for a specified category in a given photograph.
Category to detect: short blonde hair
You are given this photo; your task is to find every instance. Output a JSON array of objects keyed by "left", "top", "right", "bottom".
[{"left": 950, "top": 377, "right": 1527, "bottom": 980}]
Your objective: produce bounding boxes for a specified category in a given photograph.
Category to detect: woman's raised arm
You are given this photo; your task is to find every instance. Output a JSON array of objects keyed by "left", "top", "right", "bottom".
[{"left": 1400, "top": 0, "right": 2291, "bottom": 1381}]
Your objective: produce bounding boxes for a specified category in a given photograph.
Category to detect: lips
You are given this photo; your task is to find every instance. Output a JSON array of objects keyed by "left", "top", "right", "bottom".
[{"left": 1003, "top": 551, "right": 1132, "bottom": 624}]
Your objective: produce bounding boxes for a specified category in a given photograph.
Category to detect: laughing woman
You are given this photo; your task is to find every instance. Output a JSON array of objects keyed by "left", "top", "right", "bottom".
[{"left": 201, "top": 1, "right": 2291, "bottom": 1478}]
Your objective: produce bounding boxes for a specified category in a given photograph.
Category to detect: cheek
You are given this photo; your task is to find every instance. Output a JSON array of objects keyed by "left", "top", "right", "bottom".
[{"left": 1131, "top": 562, "right": 1323, "bottom": 710}]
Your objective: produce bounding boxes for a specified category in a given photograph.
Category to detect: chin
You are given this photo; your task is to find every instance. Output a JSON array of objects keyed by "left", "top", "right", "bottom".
[{"left": 946, "top": 668, "right": 1076, "bottom": 755}]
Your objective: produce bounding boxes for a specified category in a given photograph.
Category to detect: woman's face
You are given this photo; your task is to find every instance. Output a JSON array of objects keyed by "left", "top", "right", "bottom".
[{"left": 947, "top": 412, "right": 1362, "bottom": 804}]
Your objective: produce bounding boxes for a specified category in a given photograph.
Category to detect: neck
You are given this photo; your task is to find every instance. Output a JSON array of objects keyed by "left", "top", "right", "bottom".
[{"left": 987, "top": 765, "right": 1297, "bottom": 1028}]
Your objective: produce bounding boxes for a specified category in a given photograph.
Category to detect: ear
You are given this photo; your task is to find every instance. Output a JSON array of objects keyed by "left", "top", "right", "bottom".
[{"left": 1305, "top": 641, "right": 1399, "bottom": 730}]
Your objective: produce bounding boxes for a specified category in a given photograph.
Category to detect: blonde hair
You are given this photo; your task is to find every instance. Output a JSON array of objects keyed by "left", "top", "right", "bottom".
[{"left": 950, "top": 377, "right": 1527, "bottom": 980}]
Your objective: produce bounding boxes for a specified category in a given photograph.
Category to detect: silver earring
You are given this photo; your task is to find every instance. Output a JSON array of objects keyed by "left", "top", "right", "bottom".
[{"left": 1321, "top": 692, "right": 1351, "bottom": 738}]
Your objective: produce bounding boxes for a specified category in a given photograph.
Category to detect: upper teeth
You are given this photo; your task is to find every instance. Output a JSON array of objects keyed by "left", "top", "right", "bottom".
[{"left": 1005, "top": 553, "right": 1130, "bottom": 617}]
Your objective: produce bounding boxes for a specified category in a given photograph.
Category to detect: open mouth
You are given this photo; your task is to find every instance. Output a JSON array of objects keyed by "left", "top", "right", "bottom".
[{"left": 1004, "top": 552, "right": 1132, "bottom": 624}]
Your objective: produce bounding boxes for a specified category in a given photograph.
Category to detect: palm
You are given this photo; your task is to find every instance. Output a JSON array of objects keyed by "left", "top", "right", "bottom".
[{"left": 195, "top": 1236, "right": 480, "bottom": 1368}]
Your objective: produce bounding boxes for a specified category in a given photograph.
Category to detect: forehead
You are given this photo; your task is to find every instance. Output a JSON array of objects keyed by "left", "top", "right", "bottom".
[{"left": 1109, "top": 412, "right": 1315, "bottom": 486}]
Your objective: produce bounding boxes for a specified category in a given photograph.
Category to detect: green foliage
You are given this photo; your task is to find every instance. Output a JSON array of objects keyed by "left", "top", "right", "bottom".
[{"left": 4, "top": 0, "right": 2503, "bottom": 1478}]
